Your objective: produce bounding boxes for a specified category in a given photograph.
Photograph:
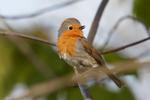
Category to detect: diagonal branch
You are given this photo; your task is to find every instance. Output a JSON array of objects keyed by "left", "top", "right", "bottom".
[
  {"left": 78, "top": 0, "right": 109, "bottom": 100},
  {"left": 0, "top": 31, "right": 56, "bottom": 46},
  {"left": 100, "top": 37, "right": 150, "bottom": 54},
  {"left": 101, "top": 15, "right": 149, "bottom": 50},
  {"left": 10, "top": 75, "right": 74, "bottom": 100},
  {"left": 87, "top": 0, "right": 109, "bottom": 43},
  {"left": 0, "top": 0, "right": 81, "bottom": 20}
]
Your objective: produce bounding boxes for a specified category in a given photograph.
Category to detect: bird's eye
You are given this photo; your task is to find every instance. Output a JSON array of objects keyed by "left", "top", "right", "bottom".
[{"left": 68, "top": 26, "right": 73, "bottom": 30}]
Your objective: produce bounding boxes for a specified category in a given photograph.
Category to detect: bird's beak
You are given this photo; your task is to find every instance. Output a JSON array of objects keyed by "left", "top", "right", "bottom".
[{"left": 79, "top": 25, "right": 85, "bottom": 30}]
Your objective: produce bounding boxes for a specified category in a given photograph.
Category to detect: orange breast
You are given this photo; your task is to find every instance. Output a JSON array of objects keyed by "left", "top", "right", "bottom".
[{"left": 57, "top": 30, "right": 83, "bottom": 57}]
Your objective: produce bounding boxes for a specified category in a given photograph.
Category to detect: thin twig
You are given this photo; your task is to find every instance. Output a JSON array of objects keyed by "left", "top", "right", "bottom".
[
  {"left": 87, "top": 0, "right": 109, "bottom": 43},
  {"left": 0, "top": 31, "right": 56, "bottom": 46},
  {"left": 101, "top": 15, "right": 149, "bottom": 50},
  {"left": 0, "top": 0, "right": 81, "bottom": 20},
  {"left": 100, "top": 37, "right": 150, "bottom": 54}
]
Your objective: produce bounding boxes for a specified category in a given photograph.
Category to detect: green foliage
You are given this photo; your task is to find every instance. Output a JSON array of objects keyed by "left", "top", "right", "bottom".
[
  {"left": 59, "top": 85, "right": 135, "bottom": 100},
  {"left": 0, "top": 37, "right": 16, "bottom": 98},
  {"left": 103, "top": 53, "right": 129, "bottom": 63},
  {"left": 67, "top": 88, "right": 83, "bottom": 100},
  {"left": 134, "top": 0, "right": 150, "bottom": 27}
]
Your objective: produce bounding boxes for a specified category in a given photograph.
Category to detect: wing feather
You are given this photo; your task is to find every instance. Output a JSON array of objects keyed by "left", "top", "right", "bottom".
[{"left": 80, "top": 37, "right": 105, "bottom": 65}]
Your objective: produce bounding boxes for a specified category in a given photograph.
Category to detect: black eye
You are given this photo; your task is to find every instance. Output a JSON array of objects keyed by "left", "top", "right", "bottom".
[{"left": 68, "top": 26, "right": 73, "bottom": 30}]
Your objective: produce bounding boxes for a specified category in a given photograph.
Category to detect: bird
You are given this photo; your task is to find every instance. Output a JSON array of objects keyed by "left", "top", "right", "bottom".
[{"left": 57, "top": 18, "right": 124, "bottom": 88}]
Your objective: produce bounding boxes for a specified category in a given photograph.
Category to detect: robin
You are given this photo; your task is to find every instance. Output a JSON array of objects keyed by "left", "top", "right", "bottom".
[{"left": 57, "top": 18, "right": 124, "bottom": 88}]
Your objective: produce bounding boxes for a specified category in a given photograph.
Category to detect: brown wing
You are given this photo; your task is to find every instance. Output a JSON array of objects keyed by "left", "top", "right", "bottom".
[
  {"left": 80, "top": 37, "right": 105, "bottom": 66},
  {"left": 80, "top": 37, "right": 125, "bottom": 88}
]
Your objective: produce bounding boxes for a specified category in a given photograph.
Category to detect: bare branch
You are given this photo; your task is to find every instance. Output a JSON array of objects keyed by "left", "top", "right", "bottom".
[
  {"left": 87, "top": 0, "right": 109, "bottom": 43},
  {"left": 101, "top": 15, "right": 149, "bottom": 50},
  {"left": 0, "top": 31, "right": 56, "bottom": 46},
  {"left": 81, "top": 60, "right": 148, "bottom": 78},
  {"left": 0, "top": 0, "right": 81, "bottom": 20},
  {"left": 11, "top": 75, "right": 74, "bottom": 100},
  {"left": 100, "top": 37, "right": 150, "bottom": 54}
]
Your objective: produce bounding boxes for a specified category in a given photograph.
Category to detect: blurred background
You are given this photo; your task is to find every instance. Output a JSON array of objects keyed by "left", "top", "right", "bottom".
[{"left": 0, "top": 0, "right": 150, "bottom": 100}]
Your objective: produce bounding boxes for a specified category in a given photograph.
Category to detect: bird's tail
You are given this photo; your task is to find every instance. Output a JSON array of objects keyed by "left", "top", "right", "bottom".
[
  {"left": 108, "top": 73, "right": 125, "bottom": 88},
  {"left": 102, "top": 67, "right": 125, "bottom": 88}
]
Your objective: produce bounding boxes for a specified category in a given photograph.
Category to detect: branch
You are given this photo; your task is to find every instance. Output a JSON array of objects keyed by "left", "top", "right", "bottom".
[
  {"left": 0, "top": 0, "right": 81, "bottom": 20},
  {"left": 101, "top": 15, "right": 149, "bottom": 50},
  {"left": 100, "top": 37, "right": 150, "bottom": 54},
  {"left": 10, "top": 75, "right": 74, "bottom": 100},
  {"left": 87, "top": 0, "right": 109, "bottom": 43},
  {"left": 0, "top": 31, "right": 56, "bottom": 46}
]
